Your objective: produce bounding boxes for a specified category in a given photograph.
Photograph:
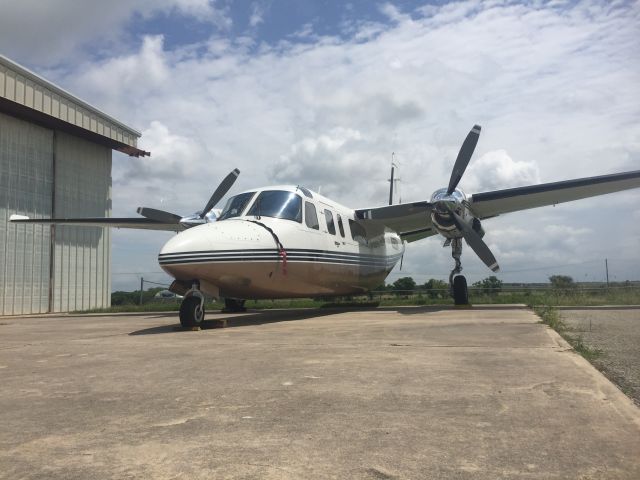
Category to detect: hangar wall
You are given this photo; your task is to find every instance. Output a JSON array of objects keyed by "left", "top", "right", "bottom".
[
  {"left": 0, "top": 113, "right": 112, "bottom": 315},
  {"left": 0, "top": 54, "right": 147, "bottom": 316},
  {"left": 52, "top": 131, "right": 112, "bottom": 312}
]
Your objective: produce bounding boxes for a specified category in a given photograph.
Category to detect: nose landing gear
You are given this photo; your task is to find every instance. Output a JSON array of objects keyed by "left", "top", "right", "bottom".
[
  {"left": 179, "top": 282, "right": 205, "bottom": 328},
  {"left": 448, "top": 237, "right": 469, "bottom": 305}
]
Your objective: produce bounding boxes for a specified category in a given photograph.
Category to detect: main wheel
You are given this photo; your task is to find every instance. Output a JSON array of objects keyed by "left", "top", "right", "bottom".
[
  {"left": 223, "top": 298, "right": 247, "bottom": 313},
  {"left": 179, "top": 296, "right": 204, "bottom": 328},
  {"left": 453, "top": 275, "right": 469, "bottom": 305}
]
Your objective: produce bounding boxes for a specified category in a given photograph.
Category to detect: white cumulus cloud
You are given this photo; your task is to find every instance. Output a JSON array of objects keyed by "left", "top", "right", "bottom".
[{"left": 463, "top": 149, "right": 541, "bottom": 193}]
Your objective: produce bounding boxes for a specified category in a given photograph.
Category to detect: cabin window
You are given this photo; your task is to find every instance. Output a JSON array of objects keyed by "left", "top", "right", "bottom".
[
  {"left": 324, "top": 209, "right": 336, "bottom": 235},
  {"left": 337, "top": 214, "right": 345, "bottom": 237},
  {"left": 246, "top": 190, "right": 302, "bottom": 222},
  {"left": 218, "top": 192, "right": 256, "bottom": 220},
  {"left": 305, "top": 202, "right": 319, "bottom": 230},
  {"left": 348, "top": 219, "right": 367, "bottom": 245}
]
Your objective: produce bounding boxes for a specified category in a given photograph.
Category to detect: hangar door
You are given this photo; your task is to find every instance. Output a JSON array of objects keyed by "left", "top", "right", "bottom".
[
  {"left": 0, "top": 112, "right": 112, "bottom": 315},
  {"left": 0, "top": 112, "right": 53, "bottom": 315}
]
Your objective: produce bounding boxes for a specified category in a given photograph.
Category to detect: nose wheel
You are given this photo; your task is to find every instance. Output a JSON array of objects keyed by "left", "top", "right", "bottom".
[
  {"left": 179, "top": 283, "right": 205, "bottom": 328},
  {"left": 448, "top": 238, "right": 469, "bottom": 305}
]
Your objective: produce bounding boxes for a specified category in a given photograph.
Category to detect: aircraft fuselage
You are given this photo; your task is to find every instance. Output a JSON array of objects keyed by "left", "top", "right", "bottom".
[{"left": 158, "top": 186, "right": 404, "bottom": 299}]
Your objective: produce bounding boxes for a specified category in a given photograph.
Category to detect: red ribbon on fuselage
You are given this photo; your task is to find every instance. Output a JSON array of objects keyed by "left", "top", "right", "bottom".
[{"left": 280, "top": 248, "right": 287, "bottom": 276}]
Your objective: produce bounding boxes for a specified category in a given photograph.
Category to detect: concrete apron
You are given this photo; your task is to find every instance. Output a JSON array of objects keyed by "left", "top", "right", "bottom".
[{"left": 0, "top": 305, "right": 639, "bottom": 479}]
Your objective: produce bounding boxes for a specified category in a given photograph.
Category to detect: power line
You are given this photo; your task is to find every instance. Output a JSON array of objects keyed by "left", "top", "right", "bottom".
[{"left": 143, "top": 279, "right": 171, "bottom": 287}]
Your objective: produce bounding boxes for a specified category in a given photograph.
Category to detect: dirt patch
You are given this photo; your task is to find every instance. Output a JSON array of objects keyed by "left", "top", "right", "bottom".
[{"left": 560, "top": 308, "right": 640, "bottom": 405}]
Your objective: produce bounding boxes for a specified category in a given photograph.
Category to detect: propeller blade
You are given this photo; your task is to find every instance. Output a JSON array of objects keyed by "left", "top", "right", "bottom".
[
  {"left": 447, "top": 124, "right": 481, "bottom": 194},
  {"left": 449, "top": 209, "right": 500, "bottom": 272},
  {"left": 199, "top": 168, "right": 240, "bottom": 218},
  {"left": 137, "top": 207, "right": 182, "bottom": 224}
]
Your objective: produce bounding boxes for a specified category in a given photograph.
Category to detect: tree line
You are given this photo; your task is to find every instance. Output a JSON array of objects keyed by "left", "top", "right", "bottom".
[{"left": 378, "top": 275, "right": 582, "bottom": 296}]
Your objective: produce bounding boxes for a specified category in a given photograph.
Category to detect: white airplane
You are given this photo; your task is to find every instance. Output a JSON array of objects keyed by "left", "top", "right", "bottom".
[{"left": 10, "top": 125, "right": 640, "bottom": 328}]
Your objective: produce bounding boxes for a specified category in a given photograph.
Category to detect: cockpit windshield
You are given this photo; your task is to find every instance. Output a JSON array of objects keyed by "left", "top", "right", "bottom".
[
  {"left": 217, "top": 192, "right": 256, "bottom": 221},
  {"left": 247, "top": 190, "right": 302, "bottom": 222}
]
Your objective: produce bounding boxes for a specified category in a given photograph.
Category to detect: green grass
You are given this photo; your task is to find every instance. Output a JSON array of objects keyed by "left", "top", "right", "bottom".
[
  {"left": 75, "top": 286, "right": 640, "bottom": 314},
  {"left": 569, "top": 335, "right": 603, "bottom": 361},
  {"left": 532, "top": 304, "right": 566, "bottom": 331},
  {"left": 532, "top": 304, "right": 603, "bottom": 361},
  {"left": 469, "top": 287, "right": 640, "bottom": 306}
]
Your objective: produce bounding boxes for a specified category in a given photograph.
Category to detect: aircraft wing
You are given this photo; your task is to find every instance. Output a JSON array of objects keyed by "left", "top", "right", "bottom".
[
  {"left": 468, "top": 170, "right": 640, "bottom": 219},
  {"left": 9, "top": 215, "right": 183, "bottom": 231},
  {"left": 354, "top": 170, "right": 640, "bottom": 242},
  {"left": 354, "top": 201, "right": 437, "bottom": 243}
]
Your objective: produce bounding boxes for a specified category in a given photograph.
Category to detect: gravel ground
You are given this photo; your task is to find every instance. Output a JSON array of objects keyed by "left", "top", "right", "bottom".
[{"left": 560, "top": 307, "right": 640, "bottom": 405}]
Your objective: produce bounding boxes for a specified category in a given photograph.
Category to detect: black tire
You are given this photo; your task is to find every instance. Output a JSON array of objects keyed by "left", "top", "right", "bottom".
[
  {"left": 223, "top": 298, "right": 247, "bottom": 313},
  {"left": 179, "top": 296, "right": 204, "bottom": 328},
  {"left": 453, "top": 275, "right": 469, "bottom": 305}
]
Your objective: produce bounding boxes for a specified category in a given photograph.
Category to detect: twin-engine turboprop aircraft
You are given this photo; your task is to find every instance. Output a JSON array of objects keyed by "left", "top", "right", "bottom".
[{"left": 11, "top": 125, "right": 640, "bottom": 327}]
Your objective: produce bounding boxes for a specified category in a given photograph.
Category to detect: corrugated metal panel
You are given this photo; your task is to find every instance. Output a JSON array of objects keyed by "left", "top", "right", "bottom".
[
  {"left": 0, "top": 56, "right": 139, "bottom": 148},
  {"left": 0, "top": 112, "right": 52, "bottom": 315},
  {"left": 52, "top": 132, "right": 111, "bottom": 312}
]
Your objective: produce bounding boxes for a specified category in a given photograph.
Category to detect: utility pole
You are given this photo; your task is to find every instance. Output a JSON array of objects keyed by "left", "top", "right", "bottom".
[
  {"left": 140, "top": 277, "right": 144, "bottom": 305},
  {"left": 605, "top": 259, "right": 609, "bottom": 289}
]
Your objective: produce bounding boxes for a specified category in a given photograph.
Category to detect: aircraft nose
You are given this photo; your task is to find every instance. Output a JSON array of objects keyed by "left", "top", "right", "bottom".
[
  {"left": 157, "top": 220, "right": 278, "bottom": 279},
  {"left": 159, "top": 227, "right": 203, "bottom": 257}
]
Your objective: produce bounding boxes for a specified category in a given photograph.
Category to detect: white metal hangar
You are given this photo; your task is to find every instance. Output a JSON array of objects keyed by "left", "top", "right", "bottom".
[{"left": 0, "top": 55, "right": 149, "bottom": 315}]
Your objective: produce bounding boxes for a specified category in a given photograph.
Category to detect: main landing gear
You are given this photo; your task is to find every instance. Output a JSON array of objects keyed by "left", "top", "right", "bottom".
[
  {"left": 447, "top": 237, "right": 469, "bottom": 305},
  {"left": 179, "top": 282, "right": 205, "bottom": 328},
  {"left": 222, "top": 298, "right": 247, "bottom": 313}
]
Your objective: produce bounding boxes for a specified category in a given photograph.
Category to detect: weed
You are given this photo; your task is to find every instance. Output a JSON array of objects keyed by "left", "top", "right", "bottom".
[
  {"left": 532, "top": 304, "right": 604, "bottom": 362},
  {"left": 532, "top": 305, "right": 566, "bottom": 332},
  {"left": 566, "top": 334, "right": 603, "bottom": 361}
]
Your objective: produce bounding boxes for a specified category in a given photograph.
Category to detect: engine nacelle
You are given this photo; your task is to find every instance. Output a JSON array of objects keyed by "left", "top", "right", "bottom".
[{"left": 430, "top": 187, "right": 468, "bottom": 239}]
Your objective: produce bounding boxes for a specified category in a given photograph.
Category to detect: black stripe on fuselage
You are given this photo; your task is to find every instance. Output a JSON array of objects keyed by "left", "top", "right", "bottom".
[
  {"left": 158, "top": 248, "right": 403, "bottom": 267},
  {"left": 158, "top": 247, "right": 401, "bottom": 260}
]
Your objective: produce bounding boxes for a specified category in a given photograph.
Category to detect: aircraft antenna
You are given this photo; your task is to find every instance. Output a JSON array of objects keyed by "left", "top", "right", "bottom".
[{"left": 388, "top": 153, "right": 401, "bottom": 205}]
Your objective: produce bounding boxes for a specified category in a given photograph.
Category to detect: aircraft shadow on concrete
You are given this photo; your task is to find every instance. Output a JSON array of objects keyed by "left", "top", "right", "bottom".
[
  {"left": 128, "top": 308, "right": 340, "bottom": 335},
  {"left": 128, "top": 304, "right": 533, "bottom": 335}
]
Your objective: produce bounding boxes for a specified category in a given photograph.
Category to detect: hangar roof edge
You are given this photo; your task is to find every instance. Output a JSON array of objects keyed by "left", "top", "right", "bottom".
[{"left": 0, "top": 55, "right": 149, "bottom": 156}]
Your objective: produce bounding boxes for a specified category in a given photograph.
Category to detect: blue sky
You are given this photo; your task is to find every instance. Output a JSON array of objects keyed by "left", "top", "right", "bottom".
[
  {"left": 141, "top": 0, "right": 429, "bottom": 46},
  {"left": 1, "top": 0, "right": 639, "bottom": 291}
]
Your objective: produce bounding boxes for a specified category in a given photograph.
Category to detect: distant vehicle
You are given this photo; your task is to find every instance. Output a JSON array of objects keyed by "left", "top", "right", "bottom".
[
  {"left": 154, "top": 290, "right": 183, "bottom": 300},
  {"left": 11, "top": 125, "right": 640, "bottom": 327}
]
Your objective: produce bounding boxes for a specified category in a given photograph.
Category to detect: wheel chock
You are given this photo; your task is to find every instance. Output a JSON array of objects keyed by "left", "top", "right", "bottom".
[{"left": 172, "top": 326, "right": 201, "bottom": 331}]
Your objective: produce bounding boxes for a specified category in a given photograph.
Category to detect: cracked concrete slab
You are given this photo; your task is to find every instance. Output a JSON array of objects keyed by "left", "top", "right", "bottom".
[{"left": 1, "top": 306, "right": 639, "bottom": 479}]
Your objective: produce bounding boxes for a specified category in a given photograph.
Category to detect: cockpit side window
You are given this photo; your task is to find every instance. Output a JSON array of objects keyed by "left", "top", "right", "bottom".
[
  {"left": 247, "top": 191, "right": 302, "bottom": 222},
  {"left": 218, "top": 192, "right": 256, "bottom": 220},
  {"left": 305, "top": 202, "right": 319, "bottom": 230},
  {"left": 324, "top": 209, "right": 336, "bottom": 235}
]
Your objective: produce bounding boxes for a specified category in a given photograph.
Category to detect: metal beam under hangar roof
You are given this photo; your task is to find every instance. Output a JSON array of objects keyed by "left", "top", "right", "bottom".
[{"left": 0, "top": 54, "right": 150, "bottom": 157}]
